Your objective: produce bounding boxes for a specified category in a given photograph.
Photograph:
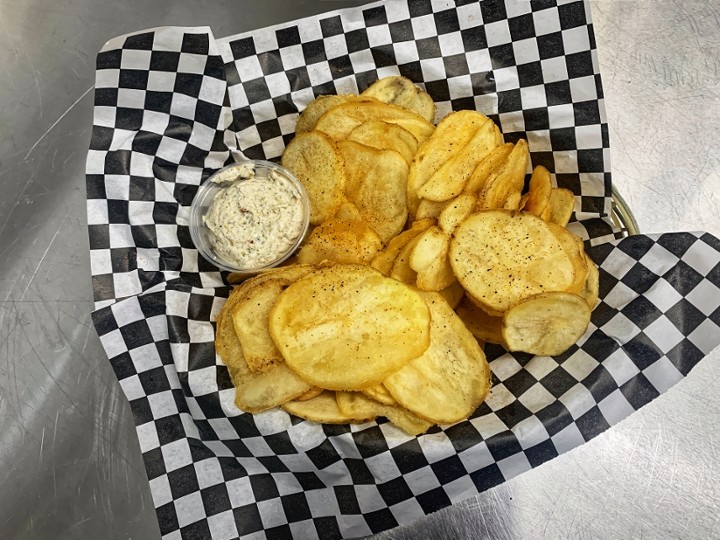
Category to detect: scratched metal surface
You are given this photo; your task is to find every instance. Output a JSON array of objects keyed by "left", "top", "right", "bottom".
[{"left": 0, "top": 1, "right": 718, "bottom": 539}]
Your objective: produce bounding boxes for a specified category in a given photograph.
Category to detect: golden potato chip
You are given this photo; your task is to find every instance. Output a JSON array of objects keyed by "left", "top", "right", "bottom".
[
  {"left": 581, "top": 253, "right": 600, "bottom": 309},
  {"left": 283, "top": 391, "right": 373, "bottom": 424},
  {"left": 409, "top": 226, "right": 456, "bottom": 292},
  {"left": 297, "top": 218, "right": 383, "bottom": 265},
  {"left": 216, "top": 289, "right": 311, "bottom": 413},
  {"left": 390, "top": 233, "right": 423, "bottom": 285},
  {"left": 269, "top": 265, "right": 431, "bottom": 390},
  {"left": 522, "top": 165, "right": 553, "bottom": 217},
  {"left": 338, "top": 140, "right": 409, "bottom": 243},
  {"left": 437, "top": 280, "right": 465, "bottom": 309},
  {"left": 541, "top": 188, "right": 576, "bottom": 227},
  {"left": 296, "top": 95, "right": 372, "bottom": 133},
  {"left": 438, "top": 193, "right": 477, "bottom": 235},
  {"left": 502, "top": 292, "right": 591, "bottom": 356},
  {"left": 477, "top": 139, "right": 529, "bottom": 210},
  {"left": 407, "top": 110, "right": 491, "bottom": 216},
  {"left": 281, "top": 130, "right": 346, "bottom": 224},
  {"left": 348, "top": 120, "right": 419, "bottom": 165},
  {"left": 336, "top": 391, "right": 432, "bottom": 436},
  {"left": 296, "top": 387, "right": 324, "bottom": 401},
  {"left": 455, "top": 297, "right": 505, "bottom": 345},
  {"left": 384, "top": 291, "right": 492, "bottom": 424},
  {"left": 361, "top": 75, "right": 436, "bottom": 123},
  {"left": 450, "top": 210, "right": 576, "bottom": 314},
  {"left": 417, "top": 119, "right": 499, "bottom": 202},
  {"left": 333, "top": 200, "right": 363, "bottom": 221},
  {"left": 361, "top": 384, "right": 396, "bottom": 406},
  {"left": 415, "top": 198, "right": 448, "bottom": 220},
  {"left": 227, "top": 263, "right": 314, "bottom": 287},
  {"left": 464, "top": 143, "right": 514, "bottom": 195},
  {"left": 371, "top": 218, "right": 435, "bottom": 276},
  {"left": 315, "top": 100, "right": 435, "bottom": 144},
  {"left": 546, "top": 222, "right": 588, "bottom": 295}
]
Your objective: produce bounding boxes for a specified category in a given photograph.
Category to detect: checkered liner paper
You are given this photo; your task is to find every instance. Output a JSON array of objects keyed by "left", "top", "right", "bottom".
[{"left": 85, "top": 1, "right": 720, "bottom": 538}]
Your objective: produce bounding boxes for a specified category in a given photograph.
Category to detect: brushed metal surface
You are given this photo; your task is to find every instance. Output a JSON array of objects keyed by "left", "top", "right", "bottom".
[{"left": 0, "top": 1, "right": 718, "bottom": 539}]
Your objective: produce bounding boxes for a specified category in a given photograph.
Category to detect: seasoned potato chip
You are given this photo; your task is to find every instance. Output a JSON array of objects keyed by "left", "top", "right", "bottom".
[
  {"left": 283, "top": 391, "right": 373, "bottom": 424},
  {"left": 338, "top": 140, "right": 409, "bottom": 243},
  {"left": 477, "top": 139, "right": 529, "bottom": 210},
  {"left": 546, "top": 222, "right": 588, "bottom": 295},
  {"left": 348, "top": 120, "right": 419, "bottom": 165},
  {"left": 269, "top": 265, "right": 431, "bottom": 390},
  {"left": 384, "top": 291, "right": 492, "bottom": 424},
  {"left": 438, "top": 193, "right": 477, "bottom": 235},
  {"left": 407, "top": 110, "right": 491, "bottom": 215},
  {"left": 417, "top": 119, "right": 499, "bottom": 202},
  {"left": 541, "top": 188, "right": 576, "bottom": 227},
  {"left": 371, "top": 218, "right": 435, "bottom": 276},
  {"left": 450, "top": 211, "right": 576, "bottom": 314},
  {"left": 415, "top": 198, "right": 448, "bottom": 220},
  {"left": 227, "top": 263, "right": 314, "bottom": 287},
  {"left": 296, "top": 95, "right": 373, "bottom": 133},
  {"left": 502, "top": 292, "right": 591, "bottom": 356},
  {"left": 464, "top": 143, "right": 514, "bottom": 195},
  {"left": 437, "top": 280, "right": 465, "bottom": 310},
  {"left": 390, "top": 233, "right": 423, "bottom": 285},
  {"left": 361, "top": 75, "right": 436, "bottom": 123},
  {"left": 455, "top": 297, "right": 505, "bottom": 345},
  {"left": 581, "top": 253, "right": 600, "bottom": 309},
  {"left": 281, "top": 131, "right": 346, "bottom": 224},
  {"left": 297, "top": 219, "right": 383, "bottom": 265},
  {"left": 315, "top": 100, "right": 435, "bottom": 144},
  {"left": 522, "top": 165, "right": 553, "bottom": 217},
  {"left": 361, "top": 384, "right": 396, "bottom": 406},
  {"left": 410, "top": 226, "right": 456, "bottom": 291},
  {"left": 216, "top": 290, "right": 311, "bottom": 413},
  {"left": 336, "top": 391, "right": 432, "bottom": 436},
  {"left": 333, "top": 200, "right": 363, "bottom": 221}
]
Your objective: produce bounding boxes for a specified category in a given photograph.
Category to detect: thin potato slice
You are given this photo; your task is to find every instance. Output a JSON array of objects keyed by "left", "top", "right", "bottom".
[
  {"left": 348, "top": 120, "right": 419, "bottom": 164},
  {"left": 478, "top": 139, "right": 529, "bottom": 210},
  {"left": 455, "top": 297, "right": 505, "bottom": 345},
  {"left": 407, "top": 110, "right": 491, "bottom": 216},
  {"left": 297, "top": 219, "right": 383, "bottom": 265},
  {"left": 269, "top": 265, "right": 431, "bottom": 390},
  {"left": 417, "top": 119, "right": 499, "bottom": 202},
  {"left": 409, "top": 226, "right": 456, "bottom": 291},
  {"left": 437, "top": 280, "right": 465, "bottom": 310},
  {"left": 361, "top": 75, "right": 436, "bottom": 123},
  {"left": 361, "top": 385, "right": 396, "bottom": 405},
  {"left": 546, "top": 222, "right": 588, "bottom": 295},
  {"left": 390, "top": 233, "right": 423, "bottom": 285},
  {"left": 296, "top": 95, "right": 374, "bottom": 133},
  {"left": 281, "top": 131, "right": 345, "bottom": 224},
  {"left": 464, "top": 143, "right": 514, "bottom": 195},
  {"left": 450, "top": 211, "right": 576, "bottom": 314},
  {"left": 333, "top": 200, "right": 363, "bottom": 221},
  {"left": 283, "top": 391, "right": 374, "bottom": 424},
  {"left": 384, "top": 291, "right": 492, "bottom": 424},
  {"left": 315, "top": 100, "right": 435, "bottom": 144},
  {"left": 338, "top": 140, "right": 409, "bottom": 243},
  {"left": 336, "top": 392, "right": 432, "bottom": 436},
  {"left": 415, "top": 198, "right": 448, "bottom": 220},
  {"left": 541, "top": 188, "right": 576, "bottom": 227},
  {"left": 216, "top": 290, "right": 310, "bottom": 413},
  {"left": 522, "top": 166, "right": 553, "bottom": 217},
  {"left": 227, "top": 263, "right": 314, "bottom": 287},
  {"left": 296, "top": 386, "right": 324, "bottom": 401},
  {"left": 502, "top": 292, "right": 591, "bottom": 356},
  {"left": 581, "top": 253, "right": 600, "bottom": 309},
  {"left": 438, "top": 193, "right": 477, "bottom": 235},
  {"left": 371, "top": 218, "right": 435, "bottom": 276}
]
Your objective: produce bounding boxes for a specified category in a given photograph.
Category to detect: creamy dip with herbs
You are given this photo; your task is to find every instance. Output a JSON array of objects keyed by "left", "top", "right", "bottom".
[{"left": 203, "top": 165, "right": 305, "bottom": 268}]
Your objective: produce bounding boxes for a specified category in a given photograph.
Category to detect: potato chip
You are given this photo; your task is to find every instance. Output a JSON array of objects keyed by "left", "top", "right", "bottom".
[
  {"left": 417, "top": 119, "right": 499, "bottom": 202},
  {"left": 438, "top": 193, "right": 477, "bottom": 235},
  {"left": 502, "top": 292, "right": 591, "bottom": 356},
  {"left": 315, "top": 100, "right": 435, "bottom": 144},
  {"left": 410, "top": 226, "right": 456, "bottom": 291},
  {"left": 546, "top": 222, "right": 588, "bottom": 295},
  {"left": 541, "top": 188, "right": 576, "bottom": 227},
  {"left": 333, "top": 200, "right": 363, "bottom": 221},
  {"left": 407, "top": 110, "right": 491, "bottom": 216},
  {"left": 477, "top": 139, "right": 529, "bottom": 210},
  {"left": 390, "top": 233, "right": 423, "bottom": 285},
  {"left": 336, "top": 391, "right": 432, "bottom": 436},
  {"left": 338, "top": 140, "right": 409, "bottom": 243},
  {"left": 283, "top": 391, "right": 373, "bottom": 424},
  {"left": 455, "top": 297, "right": 505, "bottom": 345},
  {"left": 450, "top": 210, "right": 576, "bottom": 314},
  {"left": 297, "top": 218, "right": 383, "bottom": 265},
  {"left": 348, "top": 120, "right": 419, "bottom": 165},
  {"left": 581, "top": 253, "right": 600, "bottom": 309},
  {"left": 361, "top": 384, "right": 396, "bottom": 406},
  {"left": 269, "top": 265, "right": 431, "bottom": 390},
  {"left": 361, "top": 75, "right": 436, "bottom": 123},
  {"left": 371, "top": 218, "right": 435, "bottom": 276},
  {"left": 522, "top": 165, "right": 553, "bottom": 217},
  {"left": 281, "top": 130, "right": 346, "bottom": 224},
  {"left": 464, "top": 143, "right": 514, "bottom": 195},
  {"left": 296, "top": 387, "right": 324, "bottom": 401},
  {"left": 227, "top": 263, "right": 314, "bottom": 287},
  {"left": 384, "top": 291, "right": 492, "bottom": 424},
  {"left": 296, "top": 95, "right": 372, "bottom": 133},
  {"left": 415, "top": 198, "right": 448, "bottom": 220},
  {"left": 437, "top": 280, "right": 465, "bottom": 310}
]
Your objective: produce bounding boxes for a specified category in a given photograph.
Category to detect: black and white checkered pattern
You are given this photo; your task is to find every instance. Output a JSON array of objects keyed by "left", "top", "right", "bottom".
[{"left": 85, "top": 2, "right": 720, "bottom": 539}]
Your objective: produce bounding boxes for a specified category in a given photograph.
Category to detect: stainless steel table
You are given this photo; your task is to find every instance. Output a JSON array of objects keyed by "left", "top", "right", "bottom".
[{"left": 2, "top": 1, "right": 718, "bottom": 538}]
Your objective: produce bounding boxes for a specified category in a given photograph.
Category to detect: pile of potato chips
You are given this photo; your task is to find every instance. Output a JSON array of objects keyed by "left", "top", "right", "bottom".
[{"left": 216, "top": 76, "right": 599, "bottom": 434}]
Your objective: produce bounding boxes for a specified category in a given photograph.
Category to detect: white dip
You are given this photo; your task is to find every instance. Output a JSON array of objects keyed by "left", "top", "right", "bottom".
[{"left": 203, "top": 165, "right": 305, "bottom": 268}]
